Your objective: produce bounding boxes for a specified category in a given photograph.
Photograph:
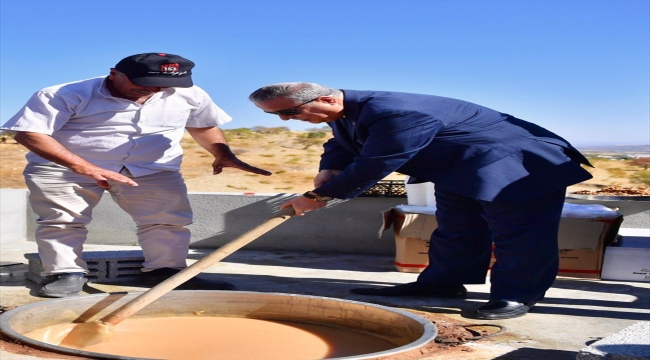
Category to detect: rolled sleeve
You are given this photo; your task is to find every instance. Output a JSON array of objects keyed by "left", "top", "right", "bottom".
[{"left": 1, "top": 90, "right": 76, "bottom": 134}]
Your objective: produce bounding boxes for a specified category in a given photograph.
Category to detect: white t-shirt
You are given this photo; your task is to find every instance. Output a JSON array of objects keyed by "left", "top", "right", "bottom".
[{"left": 1, "top": 76, "right": 232, "bottom": 176}]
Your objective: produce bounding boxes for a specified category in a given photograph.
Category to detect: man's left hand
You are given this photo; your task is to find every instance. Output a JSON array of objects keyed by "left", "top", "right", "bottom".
[
  {"left": 212, "top": 156, "right": 272, "bottom": 176},
  {"left": 186, "top": 127, "right": 272, "bottom": 176}
]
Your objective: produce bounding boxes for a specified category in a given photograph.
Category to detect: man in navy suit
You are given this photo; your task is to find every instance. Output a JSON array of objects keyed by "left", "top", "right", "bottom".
[{"left": 249, "top": 82, "right": 593, "bottom": 320}]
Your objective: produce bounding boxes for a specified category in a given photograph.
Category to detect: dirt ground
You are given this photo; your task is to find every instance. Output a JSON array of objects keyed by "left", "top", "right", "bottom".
[{"left": 0, "top": 132, "right": 643, "bottom": 193}]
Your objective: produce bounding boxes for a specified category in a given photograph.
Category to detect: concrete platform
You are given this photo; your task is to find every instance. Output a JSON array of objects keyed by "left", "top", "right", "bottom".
[
  {"left": 1, "top": 240, "right": 649, "bottom": 360},
  {"left": 578, "top": 322, "right": 650, "bottom": 360}
]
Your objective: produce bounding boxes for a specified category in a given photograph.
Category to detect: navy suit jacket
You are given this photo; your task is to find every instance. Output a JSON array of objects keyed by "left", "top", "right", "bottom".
[{"left": 314, "top": 90, "right": 592, "bottom": 203}]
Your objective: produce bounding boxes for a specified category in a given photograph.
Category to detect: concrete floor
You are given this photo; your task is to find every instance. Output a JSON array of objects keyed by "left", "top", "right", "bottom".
[{"left": 1, "top": 240, "right": 649, "bottom": 360}]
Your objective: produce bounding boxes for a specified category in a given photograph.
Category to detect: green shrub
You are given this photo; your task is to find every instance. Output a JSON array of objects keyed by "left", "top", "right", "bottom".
[
  {"left": 251, "top": 126, "right": 290, "bottom": 134},
  {"left": 223, "top": 128, "right": 259, "bottom": 140},
  {"left": 630, "top": 171, "right": 650, "bottom": 185},
  {"left": 305, "top": 131, "right": 328, "bottom": 138},
  {"left": 606, "top": 168, "right": 627, "bottom": 178}
]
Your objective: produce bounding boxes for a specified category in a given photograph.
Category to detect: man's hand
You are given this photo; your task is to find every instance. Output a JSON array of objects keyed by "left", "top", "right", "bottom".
[
  {"left": 280, "top": 195, "right": 327, "bottom": 216},
  {"left": 186, "top": 127, "right": 272, "bottom": 176},
  {"left": 14, "top": 131, "right": 138, "bottom": 189},
  {"left": 69, "top": 164, "right": 138, "bottom": 189},
  {"left": 212, "top": 156, "right": 272, "bottom": 176},
  {"left": 314, "top": 169, "right": 342, "bottom": 187}
]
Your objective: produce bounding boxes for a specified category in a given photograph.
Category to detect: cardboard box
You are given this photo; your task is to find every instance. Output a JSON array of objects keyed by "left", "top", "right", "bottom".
[
  {"left": 379, "top": 208, "right": 436, "bottom": 273},
  {"left": 553, "top": 216, "right": 623, "bottom": 278},
  {"left": 380, "top": 207, "right": 623, "bottom": 278}
]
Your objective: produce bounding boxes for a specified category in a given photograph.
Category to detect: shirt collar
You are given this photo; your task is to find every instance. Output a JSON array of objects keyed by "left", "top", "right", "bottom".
[
  {"left": 341, "top": 89, "right": 360, "bottom": 119},
  {"left": 98, "top": 76, "right": 175, "bottom": 102}
]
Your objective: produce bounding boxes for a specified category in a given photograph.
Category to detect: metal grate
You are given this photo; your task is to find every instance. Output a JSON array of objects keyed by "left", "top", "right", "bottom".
[
  {"left": 24, "top": 251, "right": 145, "bottom": 284},
  {"left": 359, "top": 180, "right": 407, "bottom": 198}
]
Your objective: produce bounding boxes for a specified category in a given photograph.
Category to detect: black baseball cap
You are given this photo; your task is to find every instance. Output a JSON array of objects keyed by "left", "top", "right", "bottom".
[{"left": 114, "top": 53, "right": 194, "bottom": 87}]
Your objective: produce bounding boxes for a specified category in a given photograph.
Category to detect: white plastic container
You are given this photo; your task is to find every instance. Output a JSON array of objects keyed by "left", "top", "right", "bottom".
[{"left": 404, "top": 176, "right": 436, "bottom": 206}]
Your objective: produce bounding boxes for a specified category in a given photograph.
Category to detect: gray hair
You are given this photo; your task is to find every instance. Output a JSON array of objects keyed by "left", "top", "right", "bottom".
[{"left": 249, "top": 82, "right": 343, "bottom": 103}]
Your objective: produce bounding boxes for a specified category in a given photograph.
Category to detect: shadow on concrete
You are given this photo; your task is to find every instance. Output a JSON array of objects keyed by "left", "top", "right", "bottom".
[
  {"left": 492, "top": 347, "right": 577, "bottom": 360},
  {"left": 205, "top": 273, "right": 650, "bottom": 322},
  {"left": 6, "top": 250, "right": 649, "bottom": 322},
  {"left": 189, "top": 195, "right": 401, "bottom": 256},
  {"left": 542, "top": 295, "right": 650, "bottom": 309},
  {"left": 529, "top": 304, "right": 650, "bottom": 321},
  {"left": 73, "top": 272, "right": 650, "bottom": 322},
  {"left": 585, "top": 344, "right": 650, "bottom": 359},
  {"left": 188, "top": 249, "right": 399, "bottom": 272},
  {"left": 188, "top": 252, "right": 650, "bottom": 321},
  {"left": 552, "top": 278, "right": 648, "bottom": 296}
]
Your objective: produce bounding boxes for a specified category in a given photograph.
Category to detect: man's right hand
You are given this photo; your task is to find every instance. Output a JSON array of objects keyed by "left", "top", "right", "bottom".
[
  {"left": 280, "top": 195, "right": 327, "bottom": 216},
  {"left": 70, "top": 164, "right": 138, "bottom": 189},
  {"left": 14, "top": 131, "right": 138, "bottom": 189}
]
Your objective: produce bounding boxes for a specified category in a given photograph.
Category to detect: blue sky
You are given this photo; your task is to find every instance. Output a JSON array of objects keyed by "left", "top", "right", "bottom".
[{"left": 1, "top": 0, "right": 648, "bottom": 146}]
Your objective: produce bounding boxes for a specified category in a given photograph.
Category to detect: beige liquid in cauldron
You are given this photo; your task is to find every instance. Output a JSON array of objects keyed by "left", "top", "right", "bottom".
[{"left": 24, "top": 316, "right": 396, "bottom": 359}]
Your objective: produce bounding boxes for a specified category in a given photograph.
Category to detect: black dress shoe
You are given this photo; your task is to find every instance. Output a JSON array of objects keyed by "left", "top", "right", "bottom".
[
  {"left": 140, "top": 268, "right": 235, "bottom": 290},
  {"left": 350, "top": 282, "right": 467, "bottom": 298},
  {"left": 37, "top": 273, "right": 88, "bottom": 298},
  {"left": 473, "top": 300, "right": 536, "bottom": 320}
]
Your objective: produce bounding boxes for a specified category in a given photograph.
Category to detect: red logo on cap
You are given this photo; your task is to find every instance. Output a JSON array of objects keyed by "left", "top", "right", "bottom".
[{"left": 160, "top": 63, "right": 179, "bottom": 73}]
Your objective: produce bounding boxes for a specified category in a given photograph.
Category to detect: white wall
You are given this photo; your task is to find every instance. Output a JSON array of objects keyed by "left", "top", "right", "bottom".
[
  {"left": 5, "top": 188, "right": 648, "bottom": 254},
  {"left": 0, "top": 189, "right": 27, "bottom": 244}
]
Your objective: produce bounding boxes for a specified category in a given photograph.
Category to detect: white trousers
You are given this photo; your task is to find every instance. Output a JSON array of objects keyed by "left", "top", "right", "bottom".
[{"left": 24, "top": 164, "right": 193, "bottom": 275}]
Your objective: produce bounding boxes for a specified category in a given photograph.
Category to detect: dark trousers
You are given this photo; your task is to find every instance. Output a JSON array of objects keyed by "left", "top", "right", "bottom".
[{"left": 417, "top": 188, "right": 566, "bottom": 303}]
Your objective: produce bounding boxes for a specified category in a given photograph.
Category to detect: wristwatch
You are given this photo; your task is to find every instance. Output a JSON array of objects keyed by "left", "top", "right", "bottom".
[{"left": 302, "top": 191, "right": 334, "bottom": 202}]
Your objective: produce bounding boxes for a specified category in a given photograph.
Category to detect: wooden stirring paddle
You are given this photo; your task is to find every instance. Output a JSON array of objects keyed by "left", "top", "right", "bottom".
[{"left": 59, "top": 206, "right": 295, "bottom": 349}]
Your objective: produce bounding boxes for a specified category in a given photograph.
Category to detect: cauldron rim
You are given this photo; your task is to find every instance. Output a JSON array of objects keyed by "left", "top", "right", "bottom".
[{"left": 0, "top": 290, "right": 438, "bottom": 360}]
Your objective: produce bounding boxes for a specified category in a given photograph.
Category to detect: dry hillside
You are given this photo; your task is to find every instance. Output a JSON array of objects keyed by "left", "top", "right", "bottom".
[
  {"left": 0, "top": 129, "right": 336, "bottom": 193},
  {"left": 0, "top": 130, "right": 646, "bottom": 194}
]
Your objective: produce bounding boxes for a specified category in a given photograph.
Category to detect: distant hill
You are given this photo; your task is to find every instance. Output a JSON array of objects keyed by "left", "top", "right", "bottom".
[{"left": 576, "top": 144, "right": 650, "bottom": 153}]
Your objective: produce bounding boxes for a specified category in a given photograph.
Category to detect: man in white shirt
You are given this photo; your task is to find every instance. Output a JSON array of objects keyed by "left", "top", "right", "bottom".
[{"left": 2, "top": 53, "right": 271, "bottom": 297}]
